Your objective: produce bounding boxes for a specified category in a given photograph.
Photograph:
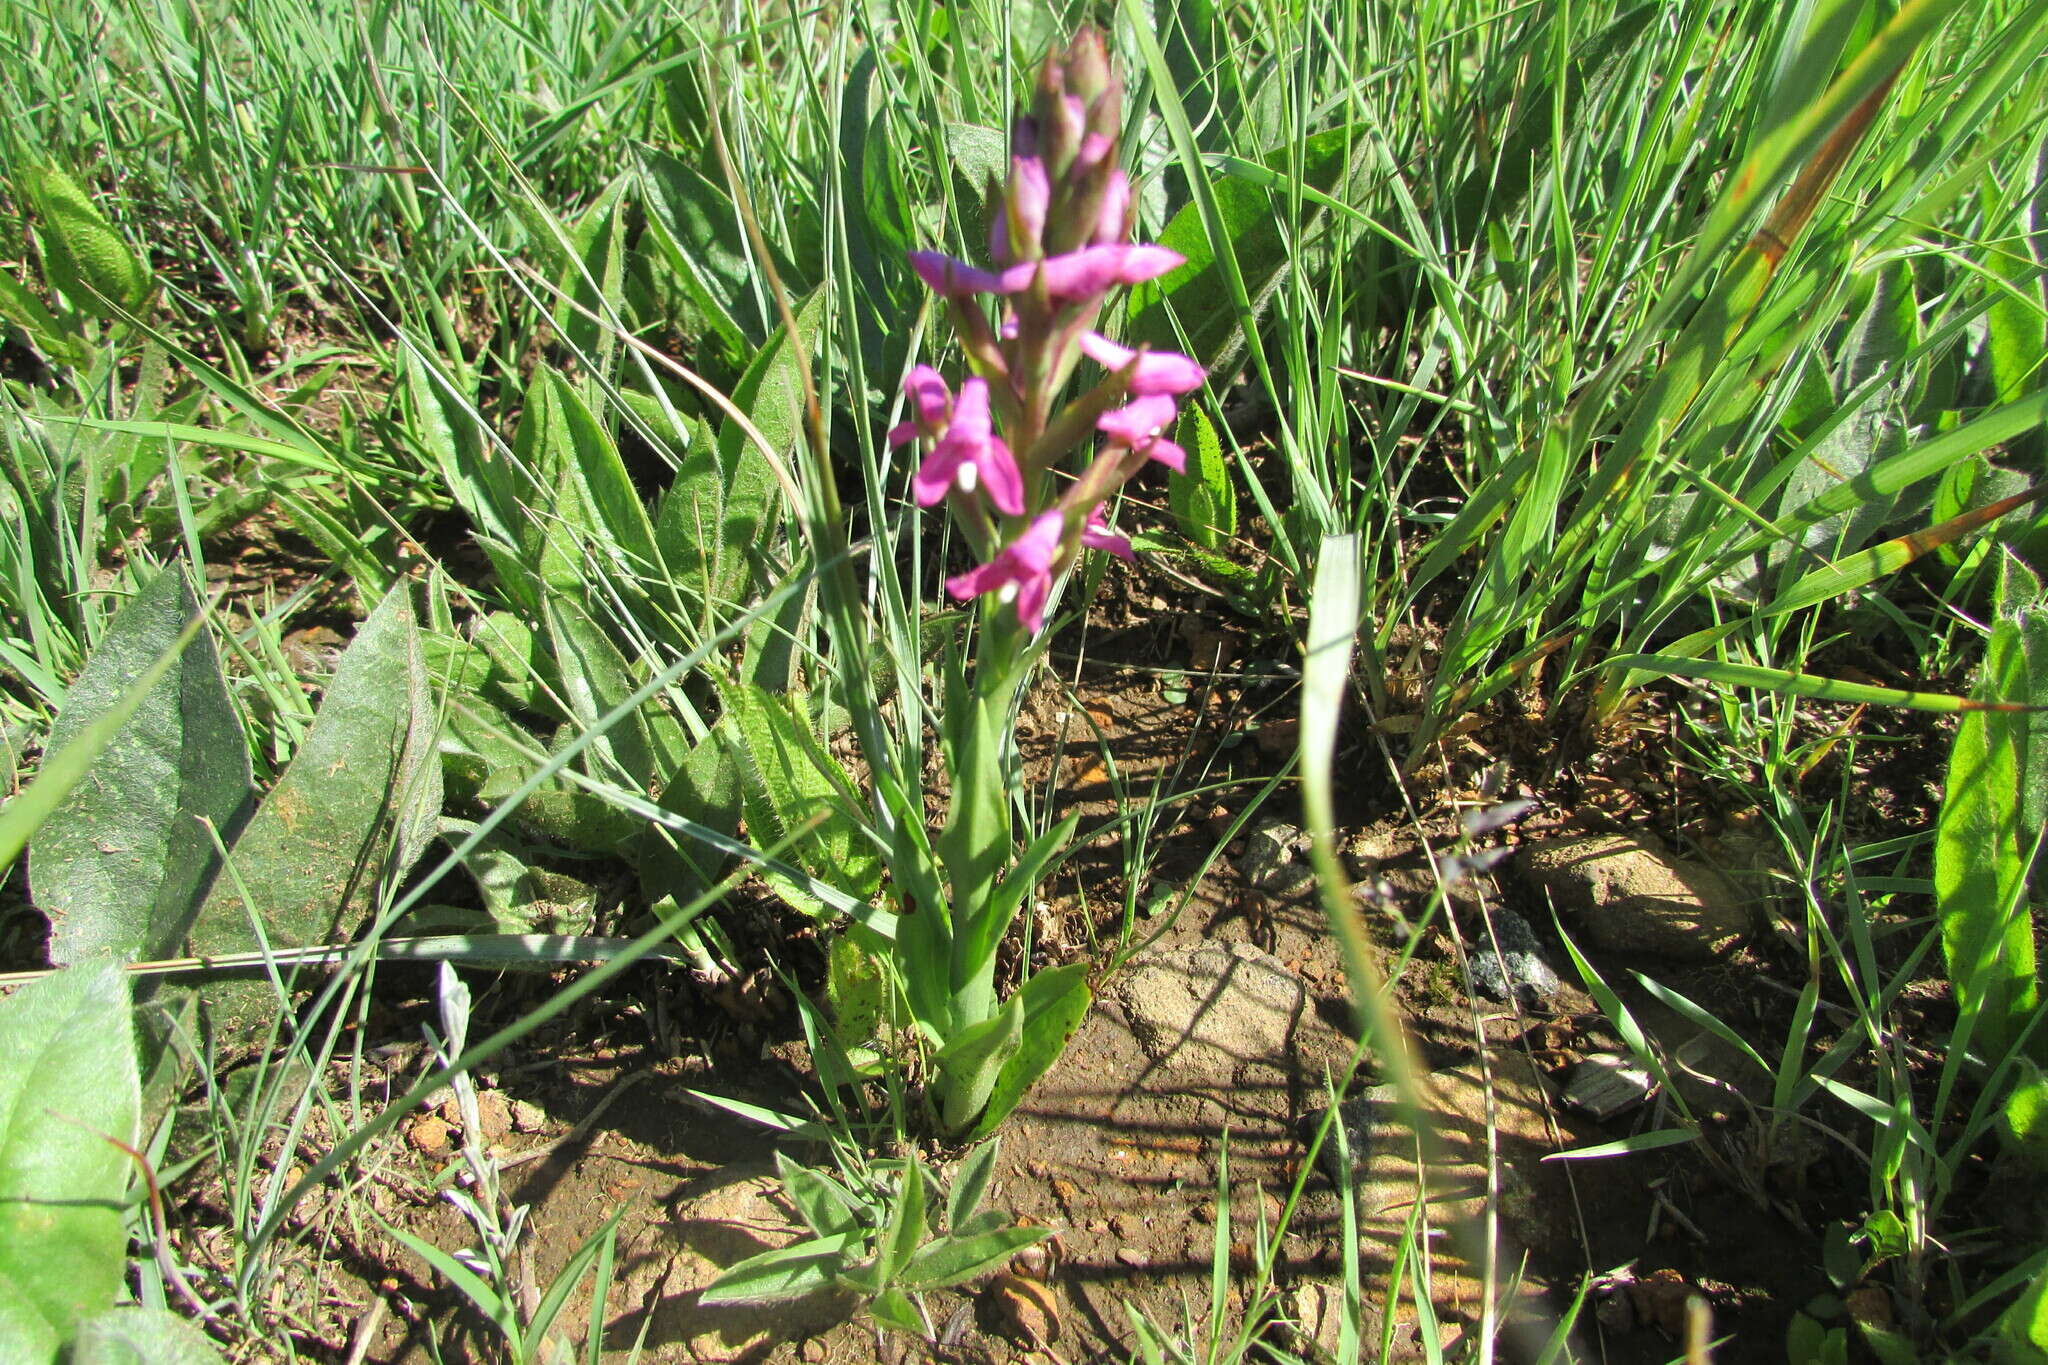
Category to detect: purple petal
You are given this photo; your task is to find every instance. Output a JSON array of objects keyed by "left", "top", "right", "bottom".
[
  {"left": 1081, "top": 506, "right": 1135, "bottom": 561},
  {"left": 1011, "top": 156, "right": 1050, "bottom": 245},
  {"left": 1013, "top": 573, "right": 1051, "bottom": 633},
  {"left": 1098, "top": 393, "right": 1178, "bottom": 446},
  {"left": 951, "top": 376, "right": 994, "bottom": 440},
  {"left": 1074, "top": 131, "right": 1113, "bottom": 178},
  {"left": 978, "top": 437, "right": 1026, "bottom": 516},
  {"left": 1011, "top": 511, "right": 1066, "bottom": 573},
  {"left": 914, "top": 443, "right": 963, "bottom": 506},
  {"left": 1000, "top": 244, "right": 1187, "bottom": 301},
  {"left": 1094, "top": 170, "right": 1131, "bottom": 245},
  {"left": 904, "top": 365, "right": 952, "bottom": 424},
  {"left": 887, "top": 420, "right": 918, "bottom": 449},
  {"left": 908, "top": 251, "right": 1006, "bottom": 296},
  {"left": 946, "top": 560, "right": 1004, "bottom": 602},
  {"left": 1079, "top": 332, "right": 1205, "bottom": 395},
  {"left": 1141, "top": 438, "right": 1187, "bottom": 474}
]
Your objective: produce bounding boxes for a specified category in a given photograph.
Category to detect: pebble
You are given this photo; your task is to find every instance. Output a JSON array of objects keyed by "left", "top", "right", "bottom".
[
  {"left": 1517, "top": 834, "right": 1751, "bottom": 960},
  {"left": 407, "top": 1115, "right": 453, "bottom": 1158},
  {"left": 1238, "top": 819, "right": 1315, "bottom": 895},
  {"left": 1462, "top": 906, "right": 1562, "bottom": 1005}
]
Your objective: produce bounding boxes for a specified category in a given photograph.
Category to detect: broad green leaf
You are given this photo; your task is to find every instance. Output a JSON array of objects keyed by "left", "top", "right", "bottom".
[
  {"left": 72, "top": 1307, "right": 230, "bottom": 1365},
  {"left": 1168, "top": 403, "right": 1234, "bottom": 550},
  {"left": 0, "top": 269, "right": 82, "bottom": 364},
  {"left": 867, "top": 1287, "right": 921, "bottom": 1336},
  {"left": 935, "top": 994, "right": 1023, "bottom": 1136},
  {"left": 515, "top": 369, "right": 658, "bottom": 595},
  {"left": 877, "top": 1156, "right": 928, "bottom": 1283},
  {"left": 969, "top": 963, "right": 1092, "bottom": 1140},
  {"left": 655, "top": 289, "right": 823, "bottom": 615},
  {"left": 541, "top": 370, "right": 660, "bottom": 583},
  {"left": 776, "top": 1152, "right": 863, "bottom": 1240},
  {"left": 1984, "top": 130, "right": 2048, "bottom": 406},
  {"left": 636, "top": 713, "right": 745, "bottom": 901},
  {"left": 555, "top": 179, "right": 628, "bottom": 378},
  {"left": 827, "top": 931, "right": 891, "bottom": 1048},
  {"left": 945, "top": 1137, "right": 1000, "bottom": 1233},
  {"left": 542, "top": 596, "right": 669, "bottom": 789},
  {"left": 0, "top": 963, "right": 139, "bottom": 1346},
  {"left": 697, "top": 1233, "right": 857, "bottom": 1307},
  {"left": 1994, "top": 1268, "right": 2048, "bottom": 1363},
  {"left": 1773, "top": 260, "right": 1919, "bottom": 572},
  {"left": 190, "top": 586, "right": 441, "bottom": 1041},
  {"left": 900, "top": 1226, "right": 1051, "bottom": 1292},
  {"left": 722, "top": 683, "right": 881, "bottom": 913},
  {"left": 2001, "top": 1064, "right": 2048, "bottom": 1170},
  {"left": 23, "top": 164, "right": 150, "bottom": 318},
  {"left": 400, "top": 344, "right": 514, "bottom": 547},
  {"left": 1938, "top": 553, "right": 2046, "bottom": 1061},
  {"left": 32, "top": 567, "right": 250, "bottom": 965},
  {"left": 637, "top": 148, "right": 795, "bottom": 353}
]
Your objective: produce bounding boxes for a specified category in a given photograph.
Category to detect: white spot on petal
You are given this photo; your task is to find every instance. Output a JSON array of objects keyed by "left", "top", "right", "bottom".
[
  {"left": 957, "top": 462, "right": 979, "bottom": 494},
  {"left": 997, "top": 582, "right": 1020, "bottom": 605}
]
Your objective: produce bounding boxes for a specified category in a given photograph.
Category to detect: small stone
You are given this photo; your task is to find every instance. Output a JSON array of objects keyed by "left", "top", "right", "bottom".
[
  {"left": 1115, "top": 1247, "right": 1150, "bottom": 1269},
  {"left": 1301, "top": 1096, "right": 1384, "bottom": 1187},
  {"left": 1562, "top": 1053, "right": 1656, "bottom": 1121},
  {"left": 1517, "top": 835, "right": 1751, "bottom": 960},
  {"left": 475, "top": 1090, "right": 512, "bottom": 1142},
  {"left": 1463, "top": 907, "right": 1562, "bottom": 1005},
  {"left": 407, "top": 1115, "right": 453, "bottom": 1158},
  {"left": 509, "top": 1099, "right": 547, "bottom": 1133},
  {"left": 986, "top": 1272, "right": 1061, "bottom": 1347},
  {"left": 800, "top": 1338, "right": 830, "bottom": 1363},
  {"left": 1112, "top": 943, "right": 1308, "bottom": 1077},
  {"left": 1238, "top": 819, "right": 1314, "bottom": 894}
]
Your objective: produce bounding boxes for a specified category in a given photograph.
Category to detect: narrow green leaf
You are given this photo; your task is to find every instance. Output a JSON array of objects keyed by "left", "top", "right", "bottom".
[
  {"left": 1606, "top": 655, "right": 2005, "bottom": 713},
  {"left": 1541, "top": 1128, "right": 1699, "bottom": 1160}
]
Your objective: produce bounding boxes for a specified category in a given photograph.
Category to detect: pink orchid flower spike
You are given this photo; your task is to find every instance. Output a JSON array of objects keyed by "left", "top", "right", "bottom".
[
  {"left": 1098, "top": 392, "right": 1187, "bottom": 472},
  {"left": 947, "top": 510, "right": 1066, "bottom": 633},
  {"left": 1081, "top": 505, "right": 1135, "bottom": 561},
  {"left": 912, "top": 377, "right": 1025, "bottom": 516},
  {"left": 1079, "top": 332, "right": 1204, "bottom": 396},
  {"left": 888, "top": 365, "right": 952, "bottom": 449}
]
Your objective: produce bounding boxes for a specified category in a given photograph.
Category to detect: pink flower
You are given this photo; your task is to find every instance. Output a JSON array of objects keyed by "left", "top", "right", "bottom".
[
  {"left": 1079, "top": 332, "right": 1204, "bottom": 395},
  {"left": 947, "top": 510, "right": 1066, "bottom": 632},
  {"left": 1098, "top": 393, "right": 1187, "bottom": 472},
  {"left": 999, "top": 244, "right": 1185, "bottom": 301},
  {"left": 1081, "top": 504, "right": 1134, "bottom": 561},
  {"left": 992, "top": 156, "right": 1051, "bottom": 265},
  {"left": 908, "top": 251, "right": 1006, "bottom": 298},
  {"left": 1094, "top": 170, "right": 1131, "bottom": 245},
  {"left": 887, "top": 365, "right": 953, "bottom": 448},
  {"left": 912, "top": 378, "right": 1024, "bottom": 515}
]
